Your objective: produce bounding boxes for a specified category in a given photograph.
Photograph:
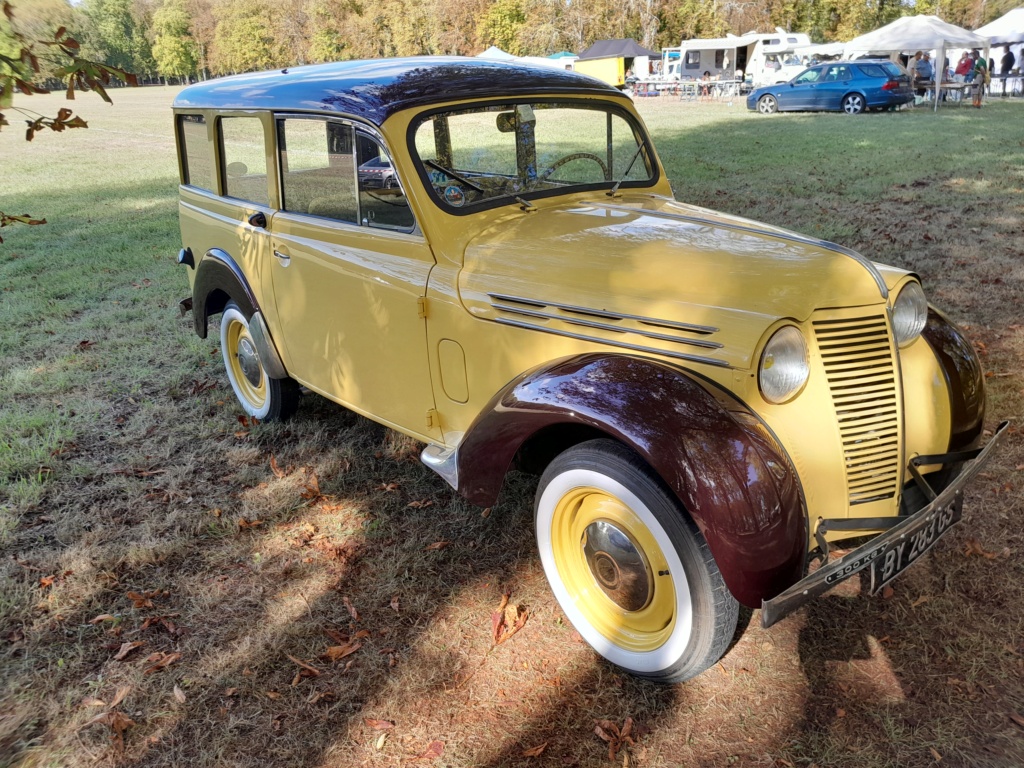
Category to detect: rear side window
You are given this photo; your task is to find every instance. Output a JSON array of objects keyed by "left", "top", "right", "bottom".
[
  {"left": 880, "top": 62, "right": 903, "bottom": 78},
  {"left": 857, "top": 64, "right": 886, "bottom": 78},
  {"left": 220, "top": 117, "right": 269, "bottom": 206},
  {"left": 278, "top": 118, "right": 357, "bottom": 223},
  {"left": 179, "top": 114, "right": 213, "bottom": 191}
]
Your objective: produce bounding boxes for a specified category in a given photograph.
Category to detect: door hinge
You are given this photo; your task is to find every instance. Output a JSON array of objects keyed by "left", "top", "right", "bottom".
[
  {"left": 425, "top": 408, "right": 440, "bottom": 429},
  {"left": 417, "top": 296, "right": 428, "bottom": 319}
]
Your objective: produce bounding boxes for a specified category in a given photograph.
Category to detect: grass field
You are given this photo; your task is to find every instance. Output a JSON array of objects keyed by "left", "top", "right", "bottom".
[{"left": 1, "top": 86, "right": 1023, "bottom": 768}]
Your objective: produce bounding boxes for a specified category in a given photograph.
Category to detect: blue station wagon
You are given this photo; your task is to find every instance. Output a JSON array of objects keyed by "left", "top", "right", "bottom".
[{"left": 748, "top": 60, "right": 915, "bottom": 114}]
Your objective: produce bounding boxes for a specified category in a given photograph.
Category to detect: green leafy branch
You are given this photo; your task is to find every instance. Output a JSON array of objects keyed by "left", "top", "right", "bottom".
[{"left": 0, "top": 1, "right": 137, "bottom": 240}]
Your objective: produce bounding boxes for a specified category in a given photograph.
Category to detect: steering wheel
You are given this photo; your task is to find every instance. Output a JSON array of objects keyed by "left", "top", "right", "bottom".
[{"left": 537, "top": 152, "right": 610, "bottom": 182}]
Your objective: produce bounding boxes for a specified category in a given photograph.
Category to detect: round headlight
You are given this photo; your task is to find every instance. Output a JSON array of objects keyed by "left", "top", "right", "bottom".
[
  {"left": 759, "top": 326, "right": 809, "bottom": 404},
  {"left": 892, "top": 282, "right": 928, "bottom": 347}
]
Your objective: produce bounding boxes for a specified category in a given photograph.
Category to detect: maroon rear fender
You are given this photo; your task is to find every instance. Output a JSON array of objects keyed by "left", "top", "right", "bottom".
[{"left": 455, "top": 354, "right": 806, "bottom": 607}]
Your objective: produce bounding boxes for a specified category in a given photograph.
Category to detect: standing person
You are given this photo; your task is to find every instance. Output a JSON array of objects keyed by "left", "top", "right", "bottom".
[
  {"left": 955, "top": 51, "right": 972, "bottom": 81},
  {"left": 1001, "top": 46, "right": 1015, "bottom": 74},
  {"left": 971, "top": 50, "right": 988, "bottom": 108}
]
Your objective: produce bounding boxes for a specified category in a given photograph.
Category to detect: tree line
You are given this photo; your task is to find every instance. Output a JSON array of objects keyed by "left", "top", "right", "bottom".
[{"left": 3, "top": 0, "right": 1017, "bottom": 84}]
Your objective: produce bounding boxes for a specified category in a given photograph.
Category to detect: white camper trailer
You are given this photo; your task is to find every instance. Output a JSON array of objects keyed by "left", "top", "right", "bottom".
[{"left": 662, "top": 29, "right": 812, "bottom": 87}]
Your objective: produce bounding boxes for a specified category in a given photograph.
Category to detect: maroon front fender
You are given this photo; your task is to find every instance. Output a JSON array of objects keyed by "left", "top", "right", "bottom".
[{"left": 455, "top": 354, "right": 806, "bottom": 607}]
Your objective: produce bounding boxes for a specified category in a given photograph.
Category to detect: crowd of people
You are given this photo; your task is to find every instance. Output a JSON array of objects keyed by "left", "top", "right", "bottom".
[{"left": 907, "top": 46, "right": 1013, "bottom": 108}]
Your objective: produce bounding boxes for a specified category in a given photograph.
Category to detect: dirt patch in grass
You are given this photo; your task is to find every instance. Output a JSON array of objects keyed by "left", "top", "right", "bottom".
[{"left": 1, "top": 89, "right": 1023, "bottom": 768}]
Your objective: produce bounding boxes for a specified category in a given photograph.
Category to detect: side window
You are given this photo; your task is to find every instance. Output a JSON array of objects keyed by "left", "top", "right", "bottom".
[
  {"left": 219, "top": 117, "right": 269, "bottom": 206},
  {"left": 356, "top": 133, "right": 414, "bottom": 231},
  {"left": 685, "top": 51, "right": 700, "bottom": 69},
  {"left": 278, "top": 118, "right": 357, "bottom": 223},
  {"left": 825, "top": 65, "right": 852, "bottom": 82},
  {"left": 714, "top": 50, "right": 725, "bottom": 68},
  {"left": 179, "top": 114, "right": 213, "bottom": 191}
]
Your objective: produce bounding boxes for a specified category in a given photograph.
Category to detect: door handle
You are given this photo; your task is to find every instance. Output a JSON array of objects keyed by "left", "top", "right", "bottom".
[{"left": 273, "top": 249, "right": 290, "bottom": 266}]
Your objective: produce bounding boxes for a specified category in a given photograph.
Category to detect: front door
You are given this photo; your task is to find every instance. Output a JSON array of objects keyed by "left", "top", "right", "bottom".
[{"left": 269, "top": 116, "right": 440, "bottom": 442}]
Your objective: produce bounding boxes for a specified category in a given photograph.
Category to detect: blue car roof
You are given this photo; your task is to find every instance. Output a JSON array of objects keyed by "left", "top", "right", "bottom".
[{"left": 172, "top": 57, "right": 625, "bottom": 125}]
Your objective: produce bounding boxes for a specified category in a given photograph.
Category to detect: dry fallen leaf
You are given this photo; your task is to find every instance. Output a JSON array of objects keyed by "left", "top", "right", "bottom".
[
  {"left": 343, "top": 596, "right": 360, "bottom": 622},
  {"left": 82, "top": 697, "right": 106, "bottom": 707},
  {"left": 522, "top": 741, "right": 549, "bottom": 757},
  {"left": 238, "top": 518, "right": 265, "bottom": 529},
  {"left": 412, "top": 740, "right": 444, "bottom": 761},
  {"left": 353, "top": 629, "right": 371, "bottom": 640},
  {"left": 911, "top": 596, "right": 931, "bottom": 609},
  {"left": 270, "top": 454, "right": 286, "bottom": 478},
  {"left": 594, "top": 717, "right": 635, "bottom": 762},
  {"left": 110, "top": 686, "right": 130, "bottom": 708},
  {"left": 89, "top": 613, "right": 116, "bottom": 624},
  {"left": 321, "top": 642, "right": 362, "bottom": 662},
  {"left": 300, "top": 472, "right": 321, "bottom": 500},
  {"left": 173, "top": 684, "right": 187, "bottom": 704},
  {"left": 375, "top": 732, "right": 388, "bottom": 751},
  {"left": 113, "top": 641, "right": 145, "bottom": 661},
  {"left": 82, "top": 710, "right": 135, "bottom": 752},
  {"left": 286, "top": 653, "right": 322, "bottom": 677},
  {"left": 364, "top": 718, "right": 394, "bottom": 730},
  {"left": 126, "top": 590, "right": 158, "bottom": 609},
  {"left": 265, "top": 691, "right": 282, "bottom": 700},
  {"left": 406, "top": 499, "right": 434, "bottom": 509},
  {"left": 881, "top": 585, "right": 895, "bottom": 600},
  {"left": 424, "top": 541, "right": 450, "bottom": 551},
  {"left": 492, "top": 594, "right": 529, "bottom": 646},
  {"left": 143, "top": 651, "right": 181, "bottom": 674},
  {"left": 224, "top": 687, "right": 238, "bottom": 697},
  {"left": 390, "top": 595, "right": 400, "bottom": 613},
  {"left": 964, "top": 537, "right": 999, "bottom": 559},
  {"left": 930, "top": 746, "right": 943, "bottom": 761},
  {"left": 1010, "top": 712, "right": 1024, "bottom": 728}
]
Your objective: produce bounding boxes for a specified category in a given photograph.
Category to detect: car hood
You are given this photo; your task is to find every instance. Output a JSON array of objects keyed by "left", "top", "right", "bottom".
[{"left": 459, "top": 195, "right": 893, "bottom": 370}]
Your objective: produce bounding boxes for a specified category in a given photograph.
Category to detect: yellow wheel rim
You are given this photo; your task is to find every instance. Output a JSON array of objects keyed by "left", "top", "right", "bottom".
[
  {"left": 225, "top": 317, "right": 267, "bottom": 411},
  {"left": 550, "top": 486, "right": 676, "bottom": 653}
]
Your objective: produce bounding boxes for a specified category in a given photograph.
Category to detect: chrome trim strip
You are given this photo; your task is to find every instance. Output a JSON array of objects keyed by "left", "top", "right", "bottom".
[
  {"left": 600, "top": 205, "right": 890, "bottom": 300},
  {"left": 491, "top": 303, "right": 723, "bottom": 349},
  {"left": 486, "top": 292, "right": 718, "bottom": 334},
  {"left": 494, "top": 317, "right": 731, "bottom": 368}
]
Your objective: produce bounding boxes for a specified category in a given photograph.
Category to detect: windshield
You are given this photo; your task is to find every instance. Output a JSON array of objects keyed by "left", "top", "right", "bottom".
[{"left": 410, "top": 101, "right": 655, "bottom": 211}]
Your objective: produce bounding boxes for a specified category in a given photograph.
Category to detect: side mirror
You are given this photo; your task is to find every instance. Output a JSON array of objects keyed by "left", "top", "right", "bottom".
[{"left": 496, "top": 112, "right": 516, "bottom": 133}]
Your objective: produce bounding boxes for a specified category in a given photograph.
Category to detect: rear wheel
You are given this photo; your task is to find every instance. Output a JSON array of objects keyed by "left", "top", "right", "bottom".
[
  {"left": 757, "top": 95, "right": 778, "bottom": 114},
  {"left": 842, "top": 93, "right": 865, "bottom": 114},
  {"left": 220, "top": 301, "right": 300, "bottom": 421},
  {"left": 535, "top": 440, "right": 738, "bottom": 682}
]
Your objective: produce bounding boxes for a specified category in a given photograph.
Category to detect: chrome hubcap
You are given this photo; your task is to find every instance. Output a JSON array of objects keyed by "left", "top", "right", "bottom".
[
  {"left": 582, "top": 520, "right": 653, "bottom": 612},
  {"left": 236, "top": 338, "right": 262, "bottom": 387}
]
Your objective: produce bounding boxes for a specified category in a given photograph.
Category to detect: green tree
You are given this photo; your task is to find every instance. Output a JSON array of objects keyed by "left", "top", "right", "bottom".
[
  {"left": 82, "top": 0, "right": 154, "bottom": 75},
  {"left": 477, "top": 0, "right": 526, "bottom": 55},
  {"left": 211, "top": 0, "right": 281, "bottom": 74},
  {"left": 151, "top": 0, "right": 196, "bottom": 80}
]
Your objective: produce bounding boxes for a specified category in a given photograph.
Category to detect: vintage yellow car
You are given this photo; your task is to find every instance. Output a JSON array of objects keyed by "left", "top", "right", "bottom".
[{"left": 172, "top": 57, "right": 1005, "bottom": 682}]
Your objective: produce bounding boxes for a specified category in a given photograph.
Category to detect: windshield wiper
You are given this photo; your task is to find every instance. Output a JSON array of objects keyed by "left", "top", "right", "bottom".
[
  {"left": 607, "top": 144, "right": 647, "bottom": 197},
  {"left": 424, "top": 160, "right": 484, "bottom": 193}
]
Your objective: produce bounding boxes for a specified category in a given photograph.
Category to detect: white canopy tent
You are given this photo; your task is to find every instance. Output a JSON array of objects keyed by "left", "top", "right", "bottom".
[
  {"left": 844, "top": 15, "right": 990, "bottom": 110},
  {"left": 476, "top": 46, "right": 516, "bottom": 61},
  {"left": 975, "top": 8, "right": 1024, "bottom": 45}
]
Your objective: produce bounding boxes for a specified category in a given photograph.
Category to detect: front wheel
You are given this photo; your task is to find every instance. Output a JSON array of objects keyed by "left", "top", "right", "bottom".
[
  {"left": 841, "top": 93, "right": 865, "bottom": 114},
  {"left": 757, "top": 95, "right": 778, "bottom": 114},
  {"left": 535, "top": 440, "right": 738, "bottom": 682},
  {"left": 220, "top": 301, "right": 300, "bottom": 421}
]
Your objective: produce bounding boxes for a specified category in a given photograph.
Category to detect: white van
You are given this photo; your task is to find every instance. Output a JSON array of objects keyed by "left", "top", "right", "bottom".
[{"left": 662, "top": 29, "right": 811, "bottom": 86}]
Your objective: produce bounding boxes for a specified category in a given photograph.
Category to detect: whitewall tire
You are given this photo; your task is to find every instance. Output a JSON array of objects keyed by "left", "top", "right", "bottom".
[{"left": 535, "top": 440, "right": 738, "bottom": 682}]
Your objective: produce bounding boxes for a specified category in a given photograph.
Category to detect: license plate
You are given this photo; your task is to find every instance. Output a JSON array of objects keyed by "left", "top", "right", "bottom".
[{"left": 869, "top": 496, "right": 963, "bottom": 593}]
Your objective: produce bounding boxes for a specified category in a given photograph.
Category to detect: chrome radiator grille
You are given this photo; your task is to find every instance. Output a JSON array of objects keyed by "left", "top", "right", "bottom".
[{"left": 813, "top": 314, "right": 900, "bottom": 505}]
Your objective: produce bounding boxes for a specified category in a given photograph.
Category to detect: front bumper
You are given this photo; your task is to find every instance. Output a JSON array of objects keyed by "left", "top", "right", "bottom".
[{"left": 760, "top": 420, "right": 1008, "bottom": 628}]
